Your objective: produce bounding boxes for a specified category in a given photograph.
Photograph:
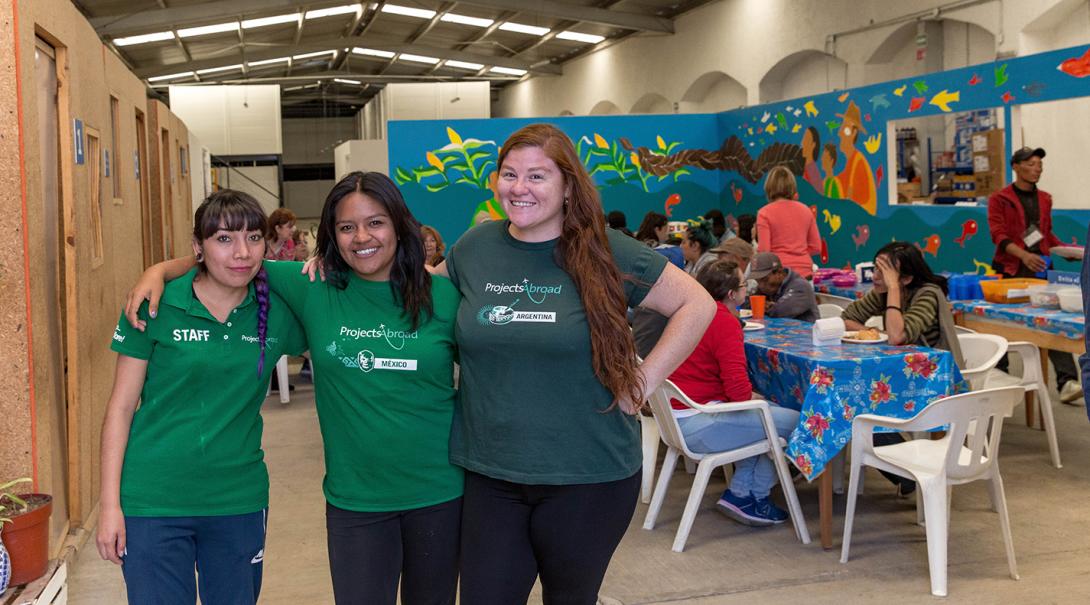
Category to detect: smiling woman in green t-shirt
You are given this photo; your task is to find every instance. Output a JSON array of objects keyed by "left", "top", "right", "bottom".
[
  {"left": 97, "top": 191, "right": 306, "bottom": 604},
  {"left": 433, "top": 123, "right": 717, "bottom": 604},
  {"left": 126, "top": 173, "right": 462, "bottom": 604}
]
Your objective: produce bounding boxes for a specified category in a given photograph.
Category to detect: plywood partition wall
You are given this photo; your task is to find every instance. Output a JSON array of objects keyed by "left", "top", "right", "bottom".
[{"left": 2, "top": 0, "right": 194, "bottom": 551}]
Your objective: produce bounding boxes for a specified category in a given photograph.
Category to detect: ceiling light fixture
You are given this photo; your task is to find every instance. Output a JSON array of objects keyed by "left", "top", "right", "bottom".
[
  {"left": 248, "top": 57, "right": 290, "bottom": 67},
  {"left": 352, "top": 47, "right": 395, "bottom": 58},
  {"left": 498, "top": 22, "right": 550, "bottom": 36},
  {"left": 381, "top": 4, "right": 436, "bottom": 19},
  {"left": 148, "top": 71, "right": 195, "bottom": 82},
  {"left": 241, "top": 13, "right": 300, "bottom": 29},
  {"left": 113, "top": 31, "right": 175, "bottom": 46},
  {"left": 305, "top": 4, "right": 361, "bottom": 20},
  {"left": 293, "top": 50, "right": 336, "bottom": 60},
  {"left": 399, "top": 53, "right": 440, "bottom": 64},
  {"left": 334, "top": 78, "right": 362, "bottom": 85},
  {"left": 444, "top": 59, "right": 484, "bottom": 70},
  {"left": 556, "top": 31, "right": 605, "bottom": 44},
  {"left": 196, "top": 64, "right": 244, "bottom": 75},
  {"left": 177, "top": 22, "right": 239, "bottom": 38},
  {"left": 440, "top": 13, "right": 494, "bottom": 28},
  {"left": 490, "top": 66, "right": 527, "bottom": 76}
]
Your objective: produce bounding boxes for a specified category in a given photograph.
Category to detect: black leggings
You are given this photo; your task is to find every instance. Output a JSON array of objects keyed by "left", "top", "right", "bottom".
[
  {"left": 459, "top": 470, "right": 640, "bottom": 605},
  {"left": 325, "top": 497, "right": 461, "bottom": 605}
]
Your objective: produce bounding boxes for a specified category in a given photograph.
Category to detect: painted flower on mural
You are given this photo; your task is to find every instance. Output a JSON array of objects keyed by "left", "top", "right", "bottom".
[
  {"left": 794, "top": 453, "right": 813, "bottom": 477},
  {"left": 594, "top": 133, "right": 609, "bottom": 149},
  {"left": 393, "top": 126, "right": 497, "bottom": 192},
  {"left": 803, "top": 409, "right": 831, "bottom": 443},
  {"left": 869, "top": 374, "right": 895, "bottom": 408},
  {"left": 903, "top": 352, "right": 938, "bottom": 379},
  {"left": 810, "top": 367, "right": 834, "bottom": 394}
]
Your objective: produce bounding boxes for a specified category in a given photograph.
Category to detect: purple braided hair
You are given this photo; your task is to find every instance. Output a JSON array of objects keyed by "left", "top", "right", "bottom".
[{"left": 254, "top": 267, "right": 270, "bottom": 377}]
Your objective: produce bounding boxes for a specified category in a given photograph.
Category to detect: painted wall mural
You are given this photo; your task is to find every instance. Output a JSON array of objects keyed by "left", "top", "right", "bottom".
[{"left": 388, "top": 44, "right": 1090, "bottom": 274}]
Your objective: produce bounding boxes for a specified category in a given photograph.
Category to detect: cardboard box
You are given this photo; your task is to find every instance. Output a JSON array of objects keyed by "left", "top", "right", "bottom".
[
  {"left": 972, "top": 129, "right": 1005, "bottom": 154},
  {"left": 897, "top": 182, "right": 921, "bottom": 198}
]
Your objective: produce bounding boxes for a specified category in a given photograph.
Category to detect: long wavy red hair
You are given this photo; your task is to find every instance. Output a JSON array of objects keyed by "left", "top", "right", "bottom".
[{"left": 498, "top": 124, "right": 643, "bottom": 411}]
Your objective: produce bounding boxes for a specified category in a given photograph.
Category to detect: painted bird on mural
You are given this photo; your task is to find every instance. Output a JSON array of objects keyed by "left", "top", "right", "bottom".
[
  {"left": 954, "top": 219, "right": 978, "bottom": 247},
  {"left": 913, "top": 80, "right": 929, "bottom": 94},
  {"left": 664, "top": 193, "right": 682, "bottom": 217},
  {"left": 875, "top": 164, "right": 884, "bottom": 188},
  {"left": 908, "top": 97, "right": 926, "bottom": 112},
  {"left": 973, "top": 259, "right": 998, "bottom": 276},
  {"left": 994, "top": 63, "right": 1009, "bottom": 86},
  {"left": 1059, "top": 47, "right": 1090, "bottom": 77},
  {"left": 1002, "top": 91, "right": 1015, "bottom": 103},
  {"left": 929, "top": 90, "right": 961, "bottom": 112},
  {"left": 804, "top": 100, "right": 819, "bottom": 117},
  {"left": 919, "top": 234, "right": 941, "bottom": 257},
  {"left": 852, "top": 225, "right": 870, "bottom": 249},
  {"left": 868, "top": 93, "right": 890, "bottom": 111},
  {"left": 776, "top": 112, "right": 788, "bottom": 130},
  {"left": 821, "top": 209, "right": 842, "bottom": 234},
  {"left": 968, "top": 73, "right": 982, "bottom": 86},
  {"left": 893, "top": 84, "right": 907, "bottom": 97}
]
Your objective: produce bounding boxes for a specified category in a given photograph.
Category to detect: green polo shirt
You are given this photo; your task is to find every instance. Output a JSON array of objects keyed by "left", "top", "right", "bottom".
[
  {"left": 262, "top": 261, "right": 463, "bottom": 512},
  {"left": 446, "top": 222, "right": 668, "bottom": 484},
  {"left": 111, "top": 268, "right": 305, "bottom": 517}
]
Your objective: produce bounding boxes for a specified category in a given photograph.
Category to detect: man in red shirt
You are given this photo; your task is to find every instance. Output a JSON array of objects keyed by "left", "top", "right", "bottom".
[{"left": 988, "top": 147, "right": 1083, "bottom": 404}]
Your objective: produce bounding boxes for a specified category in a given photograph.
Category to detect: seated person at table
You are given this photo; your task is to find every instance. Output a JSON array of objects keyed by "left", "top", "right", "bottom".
[
  {"left": 841, "top": 241, "right": 963, "bottom": 496},
  {"left": 749, "top": 252, "right": 819, "bottom": 323},
  {"left": 841, "top": 242, "right": 963, "bottom": 361},
  {"left": 669, "top": 260, "right": 799, "bottom": 527},
  {"left": 710, "top": 237, "right": 755, "bottom": 274}
]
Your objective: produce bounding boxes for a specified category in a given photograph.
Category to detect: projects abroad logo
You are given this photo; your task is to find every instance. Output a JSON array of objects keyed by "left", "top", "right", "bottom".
[
  {"left": 339, "top": 324, "right": 417, "bottom": 350},
  {"left": 484, "top": 278, "right": 563, "bottom": 303},
  {"left": 357, "top": 349, "right": 417, "bottom": 373},
  {"left": 477, "top": 277, "right": 562, "bottom": 326}
]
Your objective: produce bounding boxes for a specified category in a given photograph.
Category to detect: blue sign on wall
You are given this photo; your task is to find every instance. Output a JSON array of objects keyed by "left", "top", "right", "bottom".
[
  {"left": 73, "top": 119, "right": 84, "bottom": 165},
  {"left": 104, "top": 149, "right": 110, "bottom": 178}
]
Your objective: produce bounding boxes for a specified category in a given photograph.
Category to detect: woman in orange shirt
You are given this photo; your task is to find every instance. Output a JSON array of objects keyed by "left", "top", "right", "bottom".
[{"left": 756, "top": 166, "right": 821, "bottom": 279}]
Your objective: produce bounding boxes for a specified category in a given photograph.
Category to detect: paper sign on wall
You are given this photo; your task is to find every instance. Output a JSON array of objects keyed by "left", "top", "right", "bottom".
[
  {"left": 973, "top": 155, "right": 990, "bottom": 172},
  {"left": 73, "top": 119, "right": 84, "bottom": 165},
  {"left": 104, "top": 149, "right": 111, "bottom": 177},
  {"left": 134, "top": 151, "right": 140, "bottom": 179}
]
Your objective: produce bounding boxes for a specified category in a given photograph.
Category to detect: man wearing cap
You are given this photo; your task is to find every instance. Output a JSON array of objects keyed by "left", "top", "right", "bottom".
[
  {"left": 988, "top": 146, "right": 1083, "bottom": 404},
  {"left": 749, "top": 252, "right": 819, "bottom": 323},
  {"left": 710, "top": 238, "right": 755, "bottom": 273}
]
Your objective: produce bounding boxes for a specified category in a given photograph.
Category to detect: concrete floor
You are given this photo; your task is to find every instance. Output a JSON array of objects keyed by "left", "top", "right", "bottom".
[{"left": 69, "top": 378, "right": 1090, "bottom": 604}]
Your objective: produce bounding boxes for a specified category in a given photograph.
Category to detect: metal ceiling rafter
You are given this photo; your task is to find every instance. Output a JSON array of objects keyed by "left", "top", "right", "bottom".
[
  {"left": 134, "top": 36, "right": 562, "bottom": 79},
  {"left": 455, "top": 0, "right": 673, "bottom": 33},
  {"left": 93, "top": 0, "right": 318, "bottom": 37}
]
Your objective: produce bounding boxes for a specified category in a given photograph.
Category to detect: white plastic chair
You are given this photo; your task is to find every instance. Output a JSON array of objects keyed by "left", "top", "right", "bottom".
[
  {"left": 957, "top": 333, "right": 1008, "bottom": 391},
  {"left": 818, "top": 303, "right": 844, "bottom": 319},
  {"left": 642, "top": 379, "right": 810, "bottom": 552},
  {"left": 816, "top": 293, "right": 854, "bottom": 309},
  {"left": 640, "top": 414, "right": 660, "bottom": 503},
  {"left": 265, "top": 355, "right": 290, "bottom": 404},
  {"left": 982, "top": 341, "right": 1062, "bottom": 468},
  {"left": 841, "top": 386, "right": 1023, "bottom": 597}
]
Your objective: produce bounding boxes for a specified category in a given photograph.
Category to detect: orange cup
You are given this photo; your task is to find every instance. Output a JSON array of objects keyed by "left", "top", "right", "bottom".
[{"left": 749, "top": 295, "right": 766, "bottom": 320}]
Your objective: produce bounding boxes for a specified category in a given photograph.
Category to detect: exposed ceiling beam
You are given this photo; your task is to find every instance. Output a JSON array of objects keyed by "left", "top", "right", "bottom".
[
  {"left": 134, "top": 36, "right": 561, "bottom": 78},
  {"left": 92, "top": 0, "right": 313, "bottom": 37},
  {"left": 456, "top": 0, "right": 673, "bottom": 33}
]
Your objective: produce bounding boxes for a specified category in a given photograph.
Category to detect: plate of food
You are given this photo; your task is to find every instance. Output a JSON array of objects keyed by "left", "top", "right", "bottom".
[
  {"left": 842, "top": 328, "right": 888, "bottom": 344},
  {"left": 739, "top": 309, "right": 753, "bottom": 319},
  {"left": 743, "top": 321, "right": 765, "bottom": 331}
]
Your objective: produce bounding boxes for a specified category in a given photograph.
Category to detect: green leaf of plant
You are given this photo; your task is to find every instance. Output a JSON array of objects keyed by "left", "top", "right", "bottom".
[{"left": 425, "top": 183, "right": 449, "bottom": 192}]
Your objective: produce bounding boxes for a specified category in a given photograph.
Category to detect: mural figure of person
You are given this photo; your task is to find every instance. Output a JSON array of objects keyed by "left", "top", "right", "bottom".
[
  {"left": 821, "top": 143, "right": 842, "bottom": 199},
  {"left": 800, "top": 126, "right": 823, "bottom": 193},
  {"left": 835, "top": 100, "right": 877, "bottom": 214}
]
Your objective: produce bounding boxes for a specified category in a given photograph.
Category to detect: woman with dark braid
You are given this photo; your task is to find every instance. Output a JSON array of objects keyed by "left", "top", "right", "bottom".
[
  {"left": 432, "top": 123, "right": 714, "bottom": 603},
  {"left": 97, "top": 191, "right": 305, "bottom": 604},
  {"left": 123, "top": 173, "right": 463, "bottom": 604}
]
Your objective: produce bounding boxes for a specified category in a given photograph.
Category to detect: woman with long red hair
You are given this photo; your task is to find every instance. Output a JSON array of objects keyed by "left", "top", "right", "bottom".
[{"left": 433, "top": 123, "right": 714, "bottom": 602}]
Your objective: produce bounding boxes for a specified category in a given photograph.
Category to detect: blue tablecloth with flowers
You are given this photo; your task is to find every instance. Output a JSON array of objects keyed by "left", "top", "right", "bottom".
[
  {"left": 952, "top": 300, "right": 1085, "bottom": 340},
  {"left": 743, "top": 318, "right": 964, "bottom": 480},
  {"left": 814, "top": 282, "right": 871, "bottom": 300}
]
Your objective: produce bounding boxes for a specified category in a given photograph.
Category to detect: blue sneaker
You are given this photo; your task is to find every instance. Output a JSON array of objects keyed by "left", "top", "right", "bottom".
[
  {"left": 751, "top": 494, "right": 789, "bottom": 524},
  {"left": 716, "top": 491, "right": 774, "bottom": 527}
]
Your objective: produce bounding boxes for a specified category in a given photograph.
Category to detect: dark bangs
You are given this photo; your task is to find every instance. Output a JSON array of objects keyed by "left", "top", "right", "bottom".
[{"left": 194, "top": 190, "right": 268, "bottom": 240}]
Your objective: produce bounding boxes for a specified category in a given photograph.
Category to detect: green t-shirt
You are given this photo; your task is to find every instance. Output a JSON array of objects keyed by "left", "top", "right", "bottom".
[
  {"left": 263, "top": 260, "right": 463, "bottom": 511},
  {"left": 110, "top": 268, "right": 306, "bottom": 517},
  {"left": 446, "top": 222, "right": 668, "bottom": 484}
]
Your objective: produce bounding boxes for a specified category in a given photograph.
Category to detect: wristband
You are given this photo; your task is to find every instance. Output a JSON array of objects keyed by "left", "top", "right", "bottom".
[{"left": 885, "top": 306, "right": 902, "bottom": 313}]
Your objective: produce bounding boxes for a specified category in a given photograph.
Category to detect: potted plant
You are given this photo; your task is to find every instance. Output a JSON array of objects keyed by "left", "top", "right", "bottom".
[{"left": 0, "top": 478, "right": 52, "bottom": 591}]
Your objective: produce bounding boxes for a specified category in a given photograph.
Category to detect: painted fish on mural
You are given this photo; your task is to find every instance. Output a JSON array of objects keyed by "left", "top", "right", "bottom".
[
  {"left": 954, "top": 219, "right": 978, "bottom": 247},
  {"left": 664, "top": 192, "right": 682, "bottom": 217},
  {"left": 875, "top": 164, "right": 884, "bottom": 188},
  {"left": 1001, "top": 91, "right": 1015, "bottom": 103},
  {"left": 1022, "top": 82, "right": 1046, "bottom": 97},
  {"left": 852, "top": 225, "right": 870, "bottom": 249},
  {"left": 908, "top": 97, "right": 925, "bottom": 112},
  {"left": 968, "top": 73, "right": 981, "bottom": 86},
  {"left": 838, "top": 92, "right": 850, "bottom": 102},
  {"left": 972, "top": 259, "right": 997, "bottom": 276},
  {"left": 919, "top": 234, "right": 941, "bottom": 257},
  {"left": 1059, "top": 47, "right": 1090, "bottom": 77},
  {"left": 822, "top": 209, "right": 842, "bottom": 234},
  {"left": 731, "top": 182, "right": 743, "bottom": 203},
  {"left": 820, "top": 237, "right": 829, "bottom": 265}
]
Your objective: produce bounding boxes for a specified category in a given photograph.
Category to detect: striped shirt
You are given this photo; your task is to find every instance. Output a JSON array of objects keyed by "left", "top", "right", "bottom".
[{"left": 841, "top": 288, "right": 941, "bottom": 347}]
